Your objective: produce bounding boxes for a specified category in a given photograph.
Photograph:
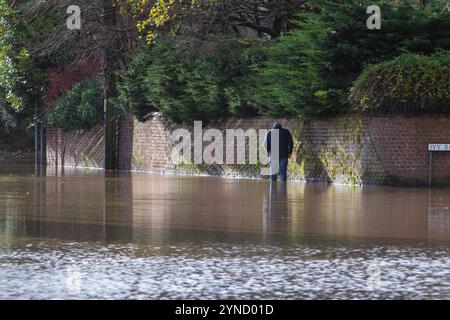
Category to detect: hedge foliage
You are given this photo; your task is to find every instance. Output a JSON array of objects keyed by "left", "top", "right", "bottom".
[
  {"left": 253, "top": 0, "right": 450, "bottom": 119},
  {"left": 115, "top": 35, "right": 268, "bottom": 123},
  {"left": 114, "top": 0, "right": 449, "bottom": 123},
  {"left": 350, "top": 52, "right": 450, "bottom": 114},
  {"left": 47, "top": 78, "right": 104, "bottom": 131}
]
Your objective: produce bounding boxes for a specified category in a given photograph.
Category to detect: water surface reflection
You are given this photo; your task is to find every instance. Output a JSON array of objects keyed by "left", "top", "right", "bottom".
[{"left": 0, "top": 165, "right": 449, "bottom": 299}]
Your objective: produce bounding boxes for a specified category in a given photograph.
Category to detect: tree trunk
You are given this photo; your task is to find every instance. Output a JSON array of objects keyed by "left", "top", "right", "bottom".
[{"left": 102, "top": 0, "right": 117, "bottom": 171}]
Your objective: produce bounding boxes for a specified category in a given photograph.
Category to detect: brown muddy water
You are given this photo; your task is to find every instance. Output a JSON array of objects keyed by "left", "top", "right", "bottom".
[{"left": 0, "top": 163, "right": 449, "bottom": 299}]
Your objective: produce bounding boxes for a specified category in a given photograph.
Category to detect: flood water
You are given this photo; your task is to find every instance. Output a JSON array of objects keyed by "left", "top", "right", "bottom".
[{"left": 0, "top": 163, "right": 450, "bottom": 299}]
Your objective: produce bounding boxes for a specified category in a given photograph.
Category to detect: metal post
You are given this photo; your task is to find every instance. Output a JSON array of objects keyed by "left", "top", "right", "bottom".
[
  {"left": 40, "top": 125, "right": 46, "bottom": 167},
  {"left": 35, "top": 99, "right": 39, "bottom": 168},
  {"left": 104, "top": 95, "right": 116, "bottom": 171},
  {"left": 428, "top": 151, "right": 433, "bottom": 187},
  {"left": 34, "top": 98, "right": 46, "bottom": 170},
  {"left": 34, "top": 118, "right": 39, "bottom": 167},
  {"left": 35, "top": 118, "right": 41, "bottom": 168}
]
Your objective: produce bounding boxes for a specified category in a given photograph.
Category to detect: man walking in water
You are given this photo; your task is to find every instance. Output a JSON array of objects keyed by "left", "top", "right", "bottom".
[{"left": 264, "top": 123, "right": 294, "bottom": 182}]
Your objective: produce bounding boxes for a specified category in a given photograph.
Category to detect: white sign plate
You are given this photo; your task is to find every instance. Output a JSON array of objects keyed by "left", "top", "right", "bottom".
[{"left": 429, "top": 144, "right": 450, "bottom": 151}]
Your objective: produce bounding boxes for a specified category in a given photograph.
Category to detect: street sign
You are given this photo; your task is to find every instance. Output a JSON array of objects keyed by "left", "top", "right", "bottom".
[
  {"left": 429, "top": 144, "right": 450, "bottom": 152},
  {"left": 428, "top": 144, "right": 450, "bottom": 186}
]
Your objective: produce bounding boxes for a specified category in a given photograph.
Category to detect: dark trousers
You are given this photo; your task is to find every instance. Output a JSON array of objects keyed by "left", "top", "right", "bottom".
[{"left": 271, "top": 158, "right": 289, "bottom": 181}]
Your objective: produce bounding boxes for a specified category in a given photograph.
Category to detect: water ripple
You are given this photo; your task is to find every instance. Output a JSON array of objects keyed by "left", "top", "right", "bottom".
[{"left": 0, "top": 241, "right": 449, "bottom": 299}]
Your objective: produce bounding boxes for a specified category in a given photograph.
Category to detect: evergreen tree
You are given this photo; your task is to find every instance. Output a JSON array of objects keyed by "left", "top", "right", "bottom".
[{"left": 254, "top": 0, "right": 450, "bottom": 119}]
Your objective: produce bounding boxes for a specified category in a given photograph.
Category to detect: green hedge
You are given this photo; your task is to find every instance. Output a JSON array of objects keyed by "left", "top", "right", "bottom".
[
  {"left": 349, "top": 52, "right": 450, "bottom": 114},
  {"left": 115, "top": 35, "right": 268, "bottom": 124},
  {"left": 114, "top": 0, "right": 450, "bottom": 123},
  {"left": 47, "top": 78, "right": 104, "bottom": 131},
  {"left": 253, "top": 0, "right": 450, "bottom": 119}
]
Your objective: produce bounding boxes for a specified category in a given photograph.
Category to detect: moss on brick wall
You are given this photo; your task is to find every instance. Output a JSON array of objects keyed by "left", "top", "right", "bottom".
[
  {"left": 296, "top": 116, "right": 390, "bottom": 185},
  {"left": 320, "top": 117, "right": 364, "bottom": 185},
  {"left": 47, "top": 114, "right": 450, "bottom": 186}
]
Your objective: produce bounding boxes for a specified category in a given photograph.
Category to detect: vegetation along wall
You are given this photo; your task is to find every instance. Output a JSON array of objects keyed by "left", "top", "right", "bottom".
[{"left": 46, "top": 114, "right": 450, "bottom": 186}]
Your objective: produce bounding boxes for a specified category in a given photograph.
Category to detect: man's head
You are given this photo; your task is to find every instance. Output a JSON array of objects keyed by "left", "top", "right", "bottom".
[{"left": 273, "top": 123, "right": 282, "bottom": 130}]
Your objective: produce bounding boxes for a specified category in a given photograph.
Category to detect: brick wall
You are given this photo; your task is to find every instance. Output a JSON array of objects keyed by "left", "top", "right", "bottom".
[
  {"left": 47, "top": 126, "right": 104, "bottom": 168},
  {"left": 300, "top": 116, "right": 390, "bottom": 185},
  {"left": 117, "top": 115, "right": 302, "bottom": 177},
  {"left": 117, "top": 114, "right": 171, "bottom": 170},
  {"left": 46, "top": 114, "right": 450, "bottom": 186},
  {"left": 366, "top": 117, "right": 450, "bottom": 185}
]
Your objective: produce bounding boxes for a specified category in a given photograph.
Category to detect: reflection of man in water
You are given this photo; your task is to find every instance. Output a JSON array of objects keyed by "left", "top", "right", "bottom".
[
  {"left": 264, "top": 123, "right": 294, "bottom": 182},
  {"left": 268, "top": 181, "right": 288, "bottom": 217},
  {"left": 262, "top": 181, "right": 289, "bottom": 237}
]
